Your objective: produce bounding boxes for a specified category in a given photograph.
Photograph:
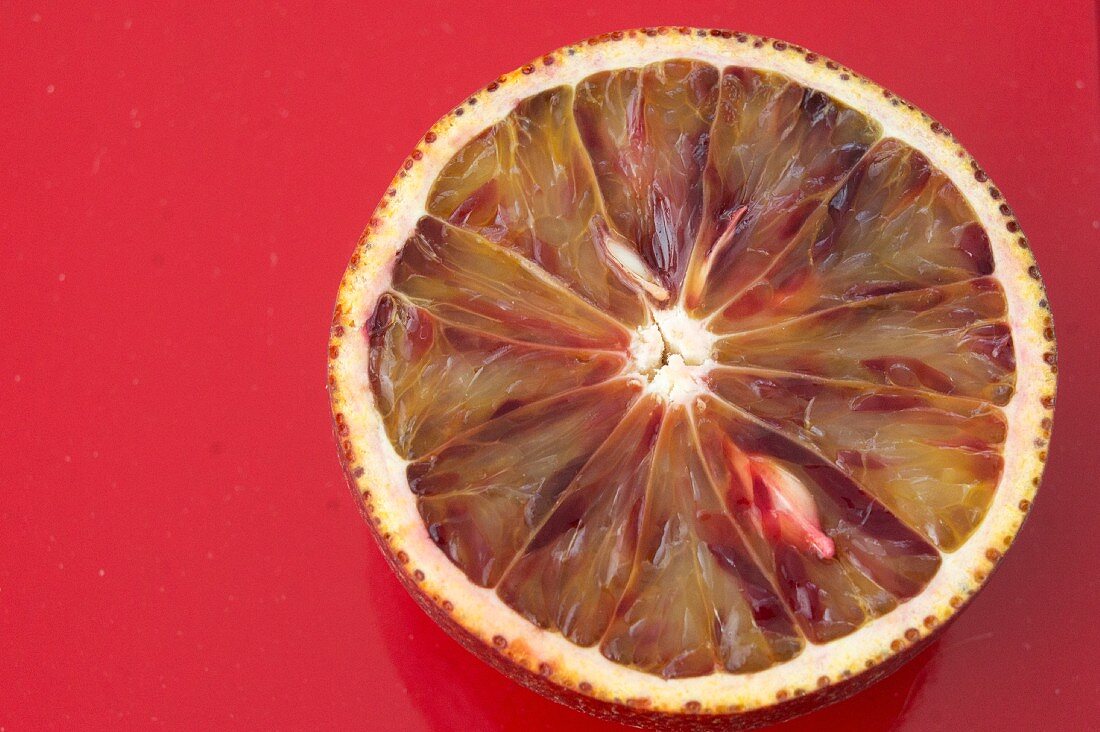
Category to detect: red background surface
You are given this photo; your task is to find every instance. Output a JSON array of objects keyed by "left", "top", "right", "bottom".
[{"left": 2, "top": 2, "right": 1098, "bottom": 729}]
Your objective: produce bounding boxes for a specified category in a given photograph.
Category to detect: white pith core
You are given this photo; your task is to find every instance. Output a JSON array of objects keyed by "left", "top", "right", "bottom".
[{"left": 631, "top": 307, "right": 717, "bottom": 403}]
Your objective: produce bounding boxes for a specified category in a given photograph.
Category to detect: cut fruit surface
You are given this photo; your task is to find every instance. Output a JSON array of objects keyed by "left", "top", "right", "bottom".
[{"left": 330, "top": 29, "right": 1056, "bottom": 729}]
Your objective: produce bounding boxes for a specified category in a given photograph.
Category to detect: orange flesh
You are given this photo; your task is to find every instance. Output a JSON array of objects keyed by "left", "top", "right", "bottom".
[{"left": 364, "top": 60, "right": 1014, "bottom": 679}]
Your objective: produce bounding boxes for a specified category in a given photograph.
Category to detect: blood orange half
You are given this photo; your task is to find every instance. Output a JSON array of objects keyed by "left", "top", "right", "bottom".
[{"left": 328, "top": 29, "right": 1056, "bottom": 729}]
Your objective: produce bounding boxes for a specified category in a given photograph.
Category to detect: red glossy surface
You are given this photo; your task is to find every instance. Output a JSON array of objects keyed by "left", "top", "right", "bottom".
[{"left": 2, "top": 2, "right": 1097, "bottom": 729}]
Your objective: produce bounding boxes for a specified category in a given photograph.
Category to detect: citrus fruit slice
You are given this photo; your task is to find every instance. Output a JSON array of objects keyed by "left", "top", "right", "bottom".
[{"left": 329, "top": 29, "right": 1056, "bottom": 728}]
